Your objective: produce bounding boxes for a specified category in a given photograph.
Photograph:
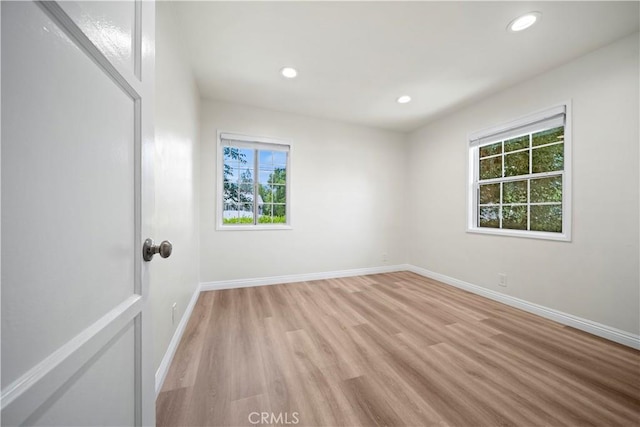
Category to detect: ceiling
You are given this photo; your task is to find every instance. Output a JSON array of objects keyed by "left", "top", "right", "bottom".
[{"left": 170, "top": 1, "right": 639, "bottom": 133}]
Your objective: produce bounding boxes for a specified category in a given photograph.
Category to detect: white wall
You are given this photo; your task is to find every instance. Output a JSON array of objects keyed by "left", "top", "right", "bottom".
[
  {"left": 152, "top": 3, "right": 200, "bottom": 372},
  {"left": 199, "top": 101, "right": 406, "bottom": 282},
  {"left": 407, "top": 33, "right": 640, "bottom": 334}
]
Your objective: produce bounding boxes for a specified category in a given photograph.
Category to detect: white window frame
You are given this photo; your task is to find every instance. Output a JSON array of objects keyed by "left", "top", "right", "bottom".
[
  {"left": 467, "top": 102, "right": 572, "bottom": 241},
  {"left": 217, "top": 131, "right": 293, "bottom": 231}
]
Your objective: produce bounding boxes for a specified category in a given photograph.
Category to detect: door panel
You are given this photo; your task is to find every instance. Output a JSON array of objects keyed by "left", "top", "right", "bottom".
[
  {"left": 2, "top": 0, "right": 136, "bottom": 386},
  {"left": 59, "top": 0, "right": 136, "bottom": 75},
  {"left": 1, "top": 0, "right": 155, "bottom": 425},
  {"left": 27, "top": 322, "right": 136, "bottom": 427}
]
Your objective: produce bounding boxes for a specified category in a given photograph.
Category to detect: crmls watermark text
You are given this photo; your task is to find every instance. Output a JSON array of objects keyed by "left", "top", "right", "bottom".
[{"left": 248, "top": 412, "right": 300, "bottom": 425}]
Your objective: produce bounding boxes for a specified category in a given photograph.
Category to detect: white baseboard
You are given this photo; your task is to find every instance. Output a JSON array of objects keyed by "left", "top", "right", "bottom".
[
  {"left": 200, "top": 264, "right": 409, "bottom": 291},
  {"left": 155, "top": 283, "right": 202, "bottom": 396},
  {"left": 406, "top": 264, "right": 640, "bottom": 350}
]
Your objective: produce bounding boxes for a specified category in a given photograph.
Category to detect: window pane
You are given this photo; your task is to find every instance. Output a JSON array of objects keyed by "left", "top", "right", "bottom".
[
  {"left": 479, "top": 183, "right": 500, "bottom": 204},
  {"left": 224, "top": 147, "right": 252, "bottom": 166},
  {"left": 222, "top": 207, "right": 239, "bottom": 224},
  {"left": 259, "top": 150, "right": 277, "bottom": 168},
  {"left": 258, "top": 184, "right": 271, "bottom": 204},
  {"left": 502, "top": 205, "right": 527, "bottom": 230},
  {"left": 479, "top": 206, "right": 499, "bottom": 228},
  {"left": 223, "top": 182, "right": 238, "bottom": 201},
  {"left": 223, "top": 146, "right": 239, "bottom": 162},
  {"left": 259, "top": 215, "right": 281, "bottom": 224},
  {"left": 238, "top": 185, "right": 253, "bottom": 206},
  {"left": 530, "top": 176, "right": 562, "bottom": 203},
  {"left": 269, "top": 168, "right": 287, "bottom": 185},
  {"left": 240, "top": 148, "right": 254, "bottom": 163},
  {"left": 224, "top": 202, "right": 238, "bottom": 212},
  {"left": 259, "top": 165, "right": 275, "bottom": 173},
  {"left": 533, "top": 126, "right": 564, "bottom": 147},
  {"left": 224, "top": 167, "right": 240, "bottom": 182},
  {"left": 238, "top": 167, "right": 253, "bottom": 183},
  {"left": 504, "top": 135, "right": 529, "bottom": 152},
  {"left": 502, "top": 180, "right": 527, "bottom": 204},
  {"left": 259, "top": 203, "right": 282, "bottom": 224},
  {"left": 223, "top": 146, "right": 234, "bottom": 162},
  {"left": 271, "top": 184, "right": 286, "bottom": 203},
  {"left": 532, "top": 143, "right": 563, "bottom": 173},
  {"left": 479, "top": 156, "right": 502, "bottom": 180},
  {"left": 272, "top": 151, "right": 287, "bottom": 167},
  {"left": 238, "top": 180, "right": 253, "bottom": 194},
  {"left": 272, "top": 204, "right": 286, "bottom": 218},
  {"left": 258, "top": 170, "right": 272, "bottom": 185},
  {"left": 530, "top": 205, "right": 562, "bottom": 232},
  {"left": 479, "top": 142, "right": 502, "bottom": 158},
  {"left": 504, "top": 151, "right": 529, "bottom": 177},
  {"left": 258, "top": 203, "right": 287, "bottom": 223},
  {"left": 260, "top": 204, "right": 273, "bottom": 217}
]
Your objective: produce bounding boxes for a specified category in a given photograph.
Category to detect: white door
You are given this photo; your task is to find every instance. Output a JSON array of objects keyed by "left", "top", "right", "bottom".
[{"left": 1, "top": 1, "right": 156, "bottom": 425}]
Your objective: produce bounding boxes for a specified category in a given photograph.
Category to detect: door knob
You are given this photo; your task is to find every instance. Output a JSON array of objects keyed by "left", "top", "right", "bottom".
[{"left": 143, "top": 238, "right": 172, "bottom": 262}]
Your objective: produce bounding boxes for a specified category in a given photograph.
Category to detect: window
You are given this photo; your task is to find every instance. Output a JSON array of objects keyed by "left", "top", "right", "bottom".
[
  {"left": 467, "top": 104, "right": 571, "bottom": 241},
  {"left": 217, "top": 132, "right": 291, "bottom": 229}
]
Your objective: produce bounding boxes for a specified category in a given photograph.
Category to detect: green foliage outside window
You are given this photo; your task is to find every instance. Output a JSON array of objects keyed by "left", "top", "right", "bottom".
[
  {"left": 504, "top": 135, "right": 529, "bottom": 152},
  {"left": 224, "top": 216, "right": 286, "bottom": 224},
  {"left": 258, "top": 168, "right": 287, "bottom": 221},
  {"left": 477, "top": 126, "right": 564, "bottom": 233}
]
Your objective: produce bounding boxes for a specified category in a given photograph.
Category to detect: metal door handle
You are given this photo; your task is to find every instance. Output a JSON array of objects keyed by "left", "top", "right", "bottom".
[{"left": 143, "top": 238, "right": 172, "bottom": 262}]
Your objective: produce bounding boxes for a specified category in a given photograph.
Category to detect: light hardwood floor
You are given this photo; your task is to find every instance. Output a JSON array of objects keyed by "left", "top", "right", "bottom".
[{"left": 157, "top": 272, "right": 640, "bottom": 426}]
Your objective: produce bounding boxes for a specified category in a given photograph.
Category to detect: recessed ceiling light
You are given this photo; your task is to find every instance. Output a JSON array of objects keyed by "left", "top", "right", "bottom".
[
  {"left": 508, "top": 12, "right": 541, "bottom": 32},
  {"left": 280, "top": 67, "right": 298, "bottom": 79},
  {"left": 397, "top": 95, "right": 411, "bottom": 104}
]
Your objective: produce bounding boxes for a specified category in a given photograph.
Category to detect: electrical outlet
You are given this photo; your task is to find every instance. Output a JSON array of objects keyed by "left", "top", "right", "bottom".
[
  {"left": 382, "top": 253, "right": 388, "bottom": 262},
  {"left": 172, "top": 303, "right": 177, "bottom": 326},
  {"left": 498, "top": 273, "right": 507, "bottom": 287}
]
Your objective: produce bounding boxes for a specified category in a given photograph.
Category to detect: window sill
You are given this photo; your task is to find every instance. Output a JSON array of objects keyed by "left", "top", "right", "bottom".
[
  {"left": 216, "top": 224, "right": 293, "bottom": 231},
  {"left": 466, "top": 227, "right": 571, "bottom": 242}
]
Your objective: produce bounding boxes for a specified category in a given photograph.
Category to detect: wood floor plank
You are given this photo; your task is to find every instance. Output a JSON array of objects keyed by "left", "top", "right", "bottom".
[
  {"left": 256, "top": 316, "right": 302, "bottom": 424},
  {"left": 228, "top": 394, "right": 270, "bottom": 427},
  {"left": 284, "top": 333, "right": 360, "bottom": 427},
  {"left": 339, "top": 375, "right": 404, "bottom": 427},
  {"left": 161, "top": 292, "right": 214, "bottom": 391},
  {"left": 184, "top": 290, "right": 235, "bottom": 427},
  {"left": 247, "top": 286, "right": 273, "bottom": 320},
  {"left": 263, "top": 284, "right": 304, "bottom": 332},
  {"left": 312, "top": 284, "right": 368, "bottom": 327},
  {"left": 228, "top": 287, "right": 266, "bottom": 401},
  {"left": 157, "top": 272, "right": 640, "bottom": 426},
  {"left": 156, "top": 387, "right": 189, "bottom": 427}
]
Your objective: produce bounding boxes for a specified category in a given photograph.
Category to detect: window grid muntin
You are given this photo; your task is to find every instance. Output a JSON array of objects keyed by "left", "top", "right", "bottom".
[{"left": 499, "top": 181, "right": 503, "bottom": 228}]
